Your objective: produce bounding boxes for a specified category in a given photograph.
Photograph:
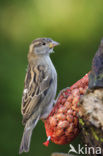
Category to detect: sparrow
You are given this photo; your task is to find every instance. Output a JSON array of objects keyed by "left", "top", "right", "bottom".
[{"left": 19, "top": 38, "right": 59, "bottom": 154}]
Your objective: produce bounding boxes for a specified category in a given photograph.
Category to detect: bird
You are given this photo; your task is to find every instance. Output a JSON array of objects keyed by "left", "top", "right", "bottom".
[{"left": 19, "top": 38, "right": 59, "bottom": 154}]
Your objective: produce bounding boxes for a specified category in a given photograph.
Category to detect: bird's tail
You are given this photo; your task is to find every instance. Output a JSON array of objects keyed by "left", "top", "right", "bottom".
[
  {"left": 19, "top": 116, "right": 40, "bottom": 154},
  {"left": 19, "top": 127, "right": 32, "bottom": 154}
]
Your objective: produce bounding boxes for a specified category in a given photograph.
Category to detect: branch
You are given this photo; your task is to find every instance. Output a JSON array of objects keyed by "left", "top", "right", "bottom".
[
  {"left": 51, "top": 153, "right": 75, "bottom": 156},
  {"left": 79, "top": 39, "right": 103, "bottom": 155}
]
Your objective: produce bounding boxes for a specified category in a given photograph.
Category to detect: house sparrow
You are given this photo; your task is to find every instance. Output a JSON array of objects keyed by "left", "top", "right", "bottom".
[{"left": 19, "top": 38, "right": 59, "bottom": 154}]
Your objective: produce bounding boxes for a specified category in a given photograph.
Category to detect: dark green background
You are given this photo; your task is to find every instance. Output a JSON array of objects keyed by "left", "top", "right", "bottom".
[{"left": 0, "top": 0, "right": 103, "bottom": 156}]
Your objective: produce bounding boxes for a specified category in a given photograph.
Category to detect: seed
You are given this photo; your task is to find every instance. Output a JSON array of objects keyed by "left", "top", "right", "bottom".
[
  {"left": 73, "top": 111, "right": 77, "bottom": 116},
  {"left": 56, "top": 113, "right": 66, "bottom": 120},
  {"left": 58, "top": 120, "right": 69, "bottom": 129},
  {"left": 54, "top": 129, "right": 64, "bottom": 136},
  {"left": 72, "top": 89, "right": 80, "bottom": 96},
  {"left": 72, "top": 96, "right": 79, "bottom": 105},
  {"left": 66, "top": 115, "right": 74, "bottom": 123},
  {"left": 49, "top": 116, "right": 57, "bottom": 127},
  {"left": 67, "top": 109, "right": 73, "bottom": 115},
  {"left": 65, "top": 123, "right": 74, "bottom": 134},
  {"left": 61, "top": 98, "right": 66, "bottom": 104},
  {"left": 79, "top": 87, "right": 84, "bottom": 94},
  {"left": 64, "top": 101, "right": 71, "bottom": 109},
  {"left": 58, "top": 106, "right": 67, "bottom": 113},
  {"left": 67, "top": 95, "right": 73, "bottom": 103}
]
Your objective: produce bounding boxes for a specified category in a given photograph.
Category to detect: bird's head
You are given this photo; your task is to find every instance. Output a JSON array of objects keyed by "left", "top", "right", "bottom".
[{"left": 28, "top": 38, "right": 59, "bottom": 57}]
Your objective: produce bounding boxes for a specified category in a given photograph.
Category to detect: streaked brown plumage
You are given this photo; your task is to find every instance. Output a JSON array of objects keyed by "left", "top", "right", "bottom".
[{"left": 19, "top": 38, "right": 59, "bottom": 154}]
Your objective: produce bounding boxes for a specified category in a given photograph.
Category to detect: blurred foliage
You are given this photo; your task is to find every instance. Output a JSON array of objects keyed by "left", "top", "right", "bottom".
[{"left": 0, "top": 0, "right": 103, "bottom": 156}]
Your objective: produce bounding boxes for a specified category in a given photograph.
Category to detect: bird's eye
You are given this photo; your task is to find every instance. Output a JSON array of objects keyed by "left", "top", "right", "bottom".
[{"left": 42, "top": 42, "right": 46, "bottom": 45}]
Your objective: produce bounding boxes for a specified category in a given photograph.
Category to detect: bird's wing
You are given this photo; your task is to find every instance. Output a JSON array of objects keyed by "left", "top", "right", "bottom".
[{"left": 21, "top": 64, "right": 52, "bottom": 124}]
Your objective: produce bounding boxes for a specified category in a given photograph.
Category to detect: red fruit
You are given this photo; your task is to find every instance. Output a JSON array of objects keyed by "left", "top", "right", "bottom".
[{"left": 43, "top": 73, "right": 89, "bottom": 146}]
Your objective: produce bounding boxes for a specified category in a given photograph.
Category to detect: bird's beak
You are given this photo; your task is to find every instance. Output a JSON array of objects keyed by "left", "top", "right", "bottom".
[{"left": 49, "top": 41, "right": 59, "bottom": 48}]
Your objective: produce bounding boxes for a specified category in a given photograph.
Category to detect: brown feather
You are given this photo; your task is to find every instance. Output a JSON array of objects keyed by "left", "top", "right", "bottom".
[{"left": 21, "top": 64, "right": 52, "bottom": 124}]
